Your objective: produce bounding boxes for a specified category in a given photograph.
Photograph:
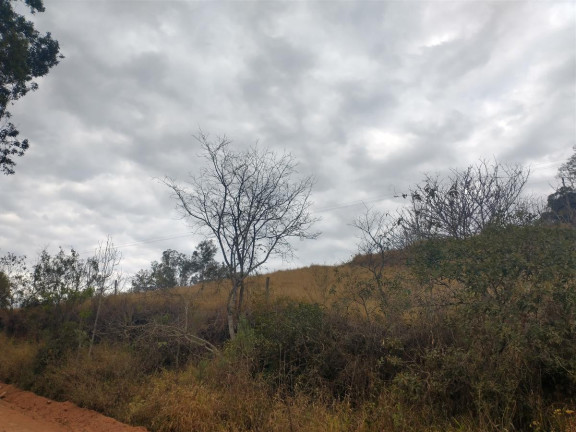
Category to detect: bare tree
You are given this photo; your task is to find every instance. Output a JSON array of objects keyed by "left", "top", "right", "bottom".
[
  {"left": 353, "top": 207, "right": 405, "bottom": 285},
  {"left": 348, "top": 207, "right": 407, "bottom": 316},
  {"left": 164, "top": 133, "right": 319, "bottom": 338},
  {"left": 398, "top": 160, "right": 531, "bottom": 240},
  {"left": 88, "top": 237, "right": 121, "bottom": 357}
]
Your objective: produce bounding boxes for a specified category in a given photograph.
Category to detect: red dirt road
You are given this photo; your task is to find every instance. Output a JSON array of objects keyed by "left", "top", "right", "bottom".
[{"left": 0, "top": 383, "right": 147, "bottom": 432}]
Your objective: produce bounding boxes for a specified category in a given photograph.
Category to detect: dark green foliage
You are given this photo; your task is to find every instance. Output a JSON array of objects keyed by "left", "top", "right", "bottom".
[
  {"left": 542, "top": 186, "right": 576, "bottom": 226},
  {"left": 27, "top": 248, "right": 95, "bottom": 306},
  {"left": 0, "top": 0, "right": 62, "bottom": 174},
  {"left": 412, "top": 224, "right": 576, "bottom": 303},
  {"left": 131, "top": 240, "right": 225, "bottom": 291},
  {"left": 542, "top": 148, "right": 576, "bottom": 225},
  {"left": 250, "top": 302, "right": 331, "bottom": 387},
  {"left": 0, "top": 252, "right": 27, "bottom": 306},
  {"left": 226, "top": 300, "right": 390, "bottom": 402},
  {"left": 405, "top": 224, "right": 576, "bottom": 428},
  {"left": 558, "top": 146, "right": 576, "bottom": 188},
  {"left": 0, "top": 271, "right": 10, "bottom": 308},
  {"left": 130, "top": 269, "right": 155, "bottom": 292}
]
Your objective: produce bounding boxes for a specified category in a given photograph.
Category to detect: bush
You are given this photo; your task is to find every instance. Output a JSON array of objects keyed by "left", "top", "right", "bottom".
[
  {"left": 226, "top": 299, "right": 392, "bottom": 403},
  {"left": 405, "top": 224, "right": 576, "bottom": 429},
  {"left": 32, "top": 344, "right": 145, "bottom": 420},
  {"left": 231, "top": 301, "right": 335, "bottom": 393}
]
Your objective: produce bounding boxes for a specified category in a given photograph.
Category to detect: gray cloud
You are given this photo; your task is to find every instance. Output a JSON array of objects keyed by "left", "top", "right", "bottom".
[{"left": 1, "top": 1, "right": 574, "bottom": 277}]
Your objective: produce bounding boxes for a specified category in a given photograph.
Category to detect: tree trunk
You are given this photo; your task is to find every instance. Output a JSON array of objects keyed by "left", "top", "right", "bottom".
[
  {"left": 176, "top": 299, "right": 189, "bottom": 368},
  {"left": 227, "top": 280, "right": 239, "bottom": 339},
  {"left": 237, "top": 280, "right": 245, "bottom": 320},
  {"left": 88, "top": 289, "right": 103, "bottom": 357}
]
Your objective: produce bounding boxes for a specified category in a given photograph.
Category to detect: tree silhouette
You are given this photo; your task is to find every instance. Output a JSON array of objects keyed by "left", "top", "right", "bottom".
[{"left": 0, "top": 0, "right": 62, "bottom": 174}]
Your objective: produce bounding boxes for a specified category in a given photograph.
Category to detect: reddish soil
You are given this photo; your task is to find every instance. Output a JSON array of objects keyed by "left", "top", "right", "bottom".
[{"left": 0, "top": 382, "right": 147, "bottom": 432}]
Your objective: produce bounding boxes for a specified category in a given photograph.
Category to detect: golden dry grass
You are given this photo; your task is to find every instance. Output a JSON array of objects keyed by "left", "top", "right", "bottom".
[
  {"left": 0, "top": 333, "right": 38, "bottom": 386},
  {"left": 4, "top": 250, "right": 575, "bottom": 432},
  {"left": 167, "top": 262, "right": 404, "bottom": 311},
  {"left": 33, "top": 344, "right": 145, "bottom": 419}
]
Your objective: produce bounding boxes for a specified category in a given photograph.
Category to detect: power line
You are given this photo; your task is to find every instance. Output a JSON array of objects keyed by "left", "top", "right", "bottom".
[
  {"left": 76, "top": 159, "right": 569, "bottom": 254},
  {"left": 77, "top": 196, "right": 398, "bottom": 254},
  {"left": 313, "top": 195, "right": 396, "bottom": 213},
  {"left": 78, "top": 231, "right": 194, "bottom": 255}
]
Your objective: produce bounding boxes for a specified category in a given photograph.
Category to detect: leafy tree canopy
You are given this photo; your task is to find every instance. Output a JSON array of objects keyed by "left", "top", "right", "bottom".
[
  {"left": 542, "top": 148, "right": 576, "bottom": 225},
  {"left": 0, "top": 0, "right": 62, "bottom": 175},
  {"left": 131, "top": 240, "right": 225, "bottom": 292},
  {"left": 558, "top": 146, "right": 576, "bottom": 188},
  {"left": 28, "top": 247, "right": 96, "bottom": 306},
  {"left": 0, "top": 270, "right": 10, "bottom": 308},
  {"left": 0, "top": 251, "right": 27, "bottom": 307}
]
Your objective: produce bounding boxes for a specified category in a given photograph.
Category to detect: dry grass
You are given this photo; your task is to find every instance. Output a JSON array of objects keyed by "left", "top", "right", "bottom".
[
  {"left": 2, "top": 244, "right": 575, "bottom": 432},
  {"left": 123, "top": 364, "right": 488, "bottom": 432},
  {"left": 170, "top": 264, "right": 342, "bottom": 308},
  {"left": 170, "top": 263, "right": 399, "bottom": 312},
  {"left": 0, "top": 333, "right": 38, "bottom": 386},
  {"left": 128, "top": 365, "right": 369, "bottom": 432},
  {"left": 32, "top": 344, "right": 144, "bottom": 419}
]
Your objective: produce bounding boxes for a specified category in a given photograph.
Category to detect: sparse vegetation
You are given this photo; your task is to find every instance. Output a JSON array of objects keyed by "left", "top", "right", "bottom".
[
  {"left": 131, "top": 241, "right": 225, "bottom": 292},
  {"left": 1, "top": 224, "right": 575, "bottom": 431},
  {"left": 164, "top": 133, "right": 318, "bottom": 339},
  {"left": 1, "top": 156, "right": 575, "bottom": 431},
  {"left": 398, "top": 160, "right": 533, "bottom": 241}
]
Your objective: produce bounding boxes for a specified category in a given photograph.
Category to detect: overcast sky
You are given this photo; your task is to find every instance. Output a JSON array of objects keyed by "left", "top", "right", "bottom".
[{"left": 1, "top": 0, "right": 574, "bottom": 280}]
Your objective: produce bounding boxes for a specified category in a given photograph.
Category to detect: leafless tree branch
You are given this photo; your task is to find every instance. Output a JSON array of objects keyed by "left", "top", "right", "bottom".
[
  {"left": 163, "top": 133, "right": 319, "bottom": 338},
  {"left": 398, "top": 160, "right": 532, "bottom": 241}
]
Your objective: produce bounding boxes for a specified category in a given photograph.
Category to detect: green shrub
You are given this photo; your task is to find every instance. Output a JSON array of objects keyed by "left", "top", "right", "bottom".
[{"left": 405, "top": 224, "right": 576, "bottom": 429}]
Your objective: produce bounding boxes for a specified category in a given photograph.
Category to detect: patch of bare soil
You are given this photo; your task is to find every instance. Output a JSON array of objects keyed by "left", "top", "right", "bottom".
[{"left": 0, "top": 382, "right": 147, "bottom": 432}]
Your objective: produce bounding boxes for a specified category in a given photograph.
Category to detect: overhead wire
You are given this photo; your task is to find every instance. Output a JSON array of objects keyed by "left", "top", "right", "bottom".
[
  {"left": 78, "top": 157, "right": 568, "bottom": 254},
  {"left": 77, "top": 196, "right": 399, "bottom": 254},
  {"left": 77, "top": 231, "right": 195, "bottom": 255}
]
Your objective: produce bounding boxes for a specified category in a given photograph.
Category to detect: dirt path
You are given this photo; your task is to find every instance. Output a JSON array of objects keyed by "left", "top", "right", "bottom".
[{"left": 0, "top": 383, "right": 147, "bottom": 432}]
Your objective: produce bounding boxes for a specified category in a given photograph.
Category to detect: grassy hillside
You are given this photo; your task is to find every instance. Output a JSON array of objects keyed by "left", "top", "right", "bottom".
[{"left": 1, "top": 225, "right": 575, "bottom": 431}]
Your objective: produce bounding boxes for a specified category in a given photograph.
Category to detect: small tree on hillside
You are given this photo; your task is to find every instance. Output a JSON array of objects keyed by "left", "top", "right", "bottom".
[
  {"left": 558, "top": 146, "right": 576, "bottom": 188},
  {"left": 398, "top": 160, "right": 531, "bottom": 241},
  {"left": 131, "top": 240, "right": 225, "bottom": 292},
  {"left": 190, "top": 239, "right": 226, "bottom": 284},
  {"left": 343, "top": 208, "right": 408, "bottom": 319},
  {"left": 352, "top": 207, "right": 405, "bottom": 295},
  {"left": 89, "top": 237, "right": 121, "bottom": 357},
  {"left": 542, "top": 187, "right": 576, "bottom": 226},
  {"left": 164, "top": 133, "right": 319, "bottom": 339},
  {"left": 0, "top": 271, "right": 10, "bottom": 309},
  {"left": 0, "top": 252, "right": 28, "bottom": 307},
  {"left": 28, "top": 247, "right": 95, "bottom": 306},
  {"left": 542, "top": 147, "right": 576, "bottom": 225}
]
